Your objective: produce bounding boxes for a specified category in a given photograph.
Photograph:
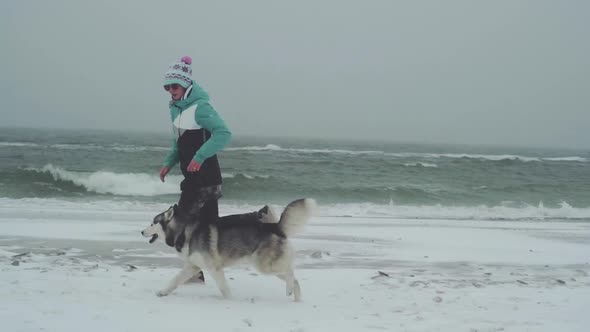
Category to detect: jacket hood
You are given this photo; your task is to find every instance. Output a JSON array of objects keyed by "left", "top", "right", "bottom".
[{"left": 170, "top": 81, "right": 210, "bottom": 109}]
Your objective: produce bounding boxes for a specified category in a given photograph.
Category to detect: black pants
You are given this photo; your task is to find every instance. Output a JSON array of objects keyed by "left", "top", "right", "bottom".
[{"left": 177, "top": 184, "right": 222, "bottom": 223}]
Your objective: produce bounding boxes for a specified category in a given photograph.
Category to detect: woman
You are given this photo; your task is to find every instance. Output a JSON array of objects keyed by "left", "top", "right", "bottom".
[{"left": 159, "top": 56, "right": 232, "bottom": 225}]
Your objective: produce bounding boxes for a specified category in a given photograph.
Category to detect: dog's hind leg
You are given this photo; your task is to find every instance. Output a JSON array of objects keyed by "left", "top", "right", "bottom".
[
  {"left": 292, "top": 278, "right": 301, "bottom": 302},
  {"left": 210, "top": 268, "right": 232, "bottom": 299},
  {"left": 156, "top": 263, "right": 200, "bottom": 297},
  {"left": 277, "top": 269, "right": 301, "bottom": 302},
  {"left": 275, "top": 275, "right": 292, "bottom": 296}
]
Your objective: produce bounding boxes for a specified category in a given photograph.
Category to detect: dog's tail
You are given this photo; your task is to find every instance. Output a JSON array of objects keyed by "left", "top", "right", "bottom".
[{"left": 278, "top": 198, "right": 316, "bottom": 237}]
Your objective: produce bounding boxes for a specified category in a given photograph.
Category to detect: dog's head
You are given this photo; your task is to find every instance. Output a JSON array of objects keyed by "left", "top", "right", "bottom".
[{"left": 141, "top": 205, "right": 176, "bottom": 244}]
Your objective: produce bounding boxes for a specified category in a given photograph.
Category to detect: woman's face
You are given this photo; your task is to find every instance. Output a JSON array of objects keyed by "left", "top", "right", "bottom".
[{"left": 165, "top": 84, "right": 186, "bottom": 101}]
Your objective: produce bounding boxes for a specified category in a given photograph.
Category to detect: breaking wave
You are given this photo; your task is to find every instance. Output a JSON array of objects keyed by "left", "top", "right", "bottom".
[{"left": 29, "top": 164, "right": 181, "bottom": 196}]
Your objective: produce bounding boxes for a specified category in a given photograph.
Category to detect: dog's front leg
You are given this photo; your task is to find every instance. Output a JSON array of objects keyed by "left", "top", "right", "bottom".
[
  {"left": 210, "top": 268, "right": 232, "bottom": 299},
  {"left": 156, "top": 263, "right": 200, "bottom": 297}
]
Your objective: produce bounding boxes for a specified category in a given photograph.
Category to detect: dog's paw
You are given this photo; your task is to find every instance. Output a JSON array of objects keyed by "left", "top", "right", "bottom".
[
  {"left": 156, "top": 290, "right": 170, "bottom": 297},
  {"left": 220, "top": 290, "right": 232, "bottom": 299}
]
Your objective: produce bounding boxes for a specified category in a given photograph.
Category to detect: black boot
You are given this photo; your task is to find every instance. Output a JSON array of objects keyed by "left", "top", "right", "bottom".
[{"left": 217, "top": 205, "right": 277, "bottom": 225}]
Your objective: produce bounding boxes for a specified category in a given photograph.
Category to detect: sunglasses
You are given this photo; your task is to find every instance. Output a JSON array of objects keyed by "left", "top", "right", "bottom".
[{"left": 164, "top": 84, "right": 181, "bottom": 91}]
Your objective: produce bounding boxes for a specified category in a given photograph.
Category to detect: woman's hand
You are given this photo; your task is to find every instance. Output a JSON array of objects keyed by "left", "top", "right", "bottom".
[
  {"left": 159, "top": 166, "right": 170, "bottom": 182},
  {"left": 187, "top": 160, "right": 201, "bottom": 173}
]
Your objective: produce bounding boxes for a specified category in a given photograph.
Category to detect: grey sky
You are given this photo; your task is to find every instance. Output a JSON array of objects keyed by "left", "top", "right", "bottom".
[{"left": 1, "top": 1, "right": 589, "bottom": 149}]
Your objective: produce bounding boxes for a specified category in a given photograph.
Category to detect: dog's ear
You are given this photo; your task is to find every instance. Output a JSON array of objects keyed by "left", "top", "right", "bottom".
[{"left": 161, "top": 205, "right": 176, "bottom": 223}]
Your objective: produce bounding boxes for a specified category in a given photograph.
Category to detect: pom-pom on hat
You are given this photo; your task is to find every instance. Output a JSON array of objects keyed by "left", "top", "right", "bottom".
[{"left": 163, "top": 56, "right": 193, "bottom": 88}]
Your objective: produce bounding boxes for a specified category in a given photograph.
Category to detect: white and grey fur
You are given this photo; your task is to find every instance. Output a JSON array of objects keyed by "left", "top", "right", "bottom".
[{"left": 141, "top": 198, "right": 316, "bottom": 301}]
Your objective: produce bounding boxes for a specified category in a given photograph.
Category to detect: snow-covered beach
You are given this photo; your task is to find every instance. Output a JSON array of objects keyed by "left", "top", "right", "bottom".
[
  {"left": 1, "top": 201, "right": 589, "bottom": 332},
  {"left": 4, "top": 0, "right": 590, "bottom": 330}
]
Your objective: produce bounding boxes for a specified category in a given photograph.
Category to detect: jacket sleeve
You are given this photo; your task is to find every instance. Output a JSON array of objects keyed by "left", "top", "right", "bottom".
[
  {"left": 163, "top": 136, "right": 179, "bottom": 167},
  {"left": 193, "top": 103, "right": 232, "bottom": 164},
  {"left": 162, "top": 110, "right": 179, "bottom": 168}
]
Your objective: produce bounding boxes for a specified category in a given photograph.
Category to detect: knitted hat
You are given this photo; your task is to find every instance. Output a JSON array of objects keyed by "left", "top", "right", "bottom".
[{"left": 163, "top": 56, "right": 193, "bottom": 88}]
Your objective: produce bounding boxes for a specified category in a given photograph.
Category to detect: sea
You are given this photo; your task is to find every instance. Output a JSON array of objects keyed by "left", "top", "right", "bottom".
[{"left": 1, "top": 127, "right": 589, "bottom": 221}]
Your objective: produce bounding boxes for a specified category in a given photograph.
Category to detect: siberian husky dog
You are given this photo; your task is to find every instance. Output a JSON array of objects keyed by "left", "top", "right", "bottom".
[{"left": 141, "top": 198, "right": 315, "bottom": 301}]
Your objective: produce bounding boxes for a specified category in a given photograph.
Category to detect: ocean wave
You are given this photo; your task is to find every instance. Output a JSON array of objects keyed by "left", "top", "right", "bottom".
[
  {"left": 222, "top": 172, "right": 270, "bottom": 179},
  {"left": 1, "top": 197, "right": 588, "bottom": 221},
  {"left": 227, "top": 144, "right": 385, "bottom": 156},
  {"left": 21, "top": 165, "right": 270, "bottom": 197},
  {"left": 5, "top": 165, "right": 587, "bottom": 207},
  {"left": 423, "top": 153, "right": 586, "bottom": 162},
  {"left": 111, "top": 145, "right": 169, "bottom": 152},
  {"left": 2, "top": 140, "right": 587, "bottom": 162},
  {"left": 0, "top": 142, "right": 39, "bottom": 148},
  {"left": 49, "top": 143, "right": 169, "bottom": 152},
  {"left": 226, "top": 144, "right": 284, "bottom": 152},
  {"left": 0, "top": 141, "right": 169, "bottom": 153},
  {"left": 0, "top": 197, "right": 172, "bottom": 213},
  {"left": 543, "top": 157, "right": 588, "bottom": 162},
  {"left": 28, "top": 164, "right": 182, "bottom": 196},
  {"left": 226, "top": 145, "right": 588, "bottom": 162},
  {"left": 403, "top": 162, "right": 438, "bottom": 168},
  {"left": 318, "top": 200, "right": 590, "bottom": 220}
]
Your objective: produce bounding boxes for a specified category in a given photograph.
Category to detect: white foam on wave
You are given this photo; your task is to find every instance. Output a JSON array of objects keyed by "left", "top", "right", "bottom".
[
  {"left": 110, "top": 145, "right": 169, "bottom": 152},
  {"left": 403, "top": 162, "right": 438, "bottom": 168},
  {"left": 0, "top": 142, "right": 39, "bottom": 148},
  {"left": 226, "top": 145, "right": 588, "bottom": 162},
  {"left": 227, "top": 144, "right": 385, "bottom": 156},
  {"left": 0, "top": 197, "right": 171, "bottom": 214},
  {"left": 49, "top": 144, "right": 102, "bottom": 150},
  {"left": 320, "top": 201, "right": 590, "bottom": 220},
  {"left": 49, "top": 143, "right": 169, "bottom": 152},
  {"left": 3, "top": 141, "right": 587, "bottom": 162},
  {"left": 222, "top": 172, "right": 270, "bottom": 179},
  {"left": 1, "top": 141, "right": 169, "bottom": 153},
  {"left": 1, "top": 197, "right": 588, "bottom": 221},
  {"left": 544, "top": 157, "right": 588, "bottom": 162},
  {"left": 227, "top": 144, "right": 283, "bottom": 151},
  {"left": 31, "top": 164, "right": 182, "bottom": 196}
]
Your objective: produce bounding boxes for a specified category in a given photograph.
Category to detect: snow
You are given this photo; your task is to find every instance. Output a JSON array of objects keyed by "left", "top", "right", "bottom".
[{"left": 1, "top": 204, "right": 589, "bottom": 331}]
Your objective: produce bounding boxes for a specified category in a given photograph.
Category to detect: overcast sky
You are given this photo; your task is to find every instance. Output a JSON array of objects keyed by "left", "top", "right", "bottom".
[{"left": 1, "top": 1, "right": 589, "bottom": 149}]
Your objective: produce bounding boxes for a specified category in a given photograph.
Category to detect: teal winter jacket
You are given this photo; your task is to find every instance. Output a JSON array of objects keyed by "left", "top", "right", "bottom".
[{"left": 163, "top": 81, "right": 231, "bottom": 168}]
